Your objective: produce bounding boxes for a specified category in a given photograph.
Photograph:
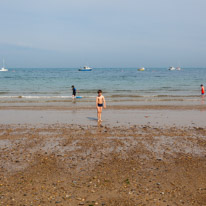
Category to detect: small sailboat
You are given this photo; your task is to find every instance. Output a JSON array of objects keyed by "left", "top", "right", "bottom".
[
  {"left": 138, "top": 67, "right": 145, "bottom": 71},
  {"left": 0, "top": 59, "right": 8, "bottom": 72},
  {"left": 78, "top": 66, "right": 92, "bottom": 71}
]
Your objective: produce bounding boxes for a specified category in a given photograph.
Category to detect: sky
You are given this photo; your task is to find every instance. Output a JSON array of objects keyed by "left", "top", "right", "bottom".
[{"left": 0, "top": 0, "right": 206, "bottom": 68}]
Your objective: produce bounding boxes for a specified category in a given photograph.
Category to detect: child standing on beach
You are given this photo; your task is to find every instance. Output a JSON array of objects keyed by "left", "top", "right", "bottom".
[
  {"left": 201, "top": 84, "right": 205, "bottom": 95},
  {"left": 96, "top": 90, "right": 106, "bottom": 122}
]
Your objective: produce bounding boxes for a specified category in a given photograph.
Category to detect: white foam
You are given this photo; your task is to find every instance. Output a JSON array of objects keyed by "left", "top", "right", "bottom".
[
  {"left": 22, "top": 96, "right": 72, "bottom": 99},
  {"left": 0, "top": 95, "right": 97, "bottom": 99}
]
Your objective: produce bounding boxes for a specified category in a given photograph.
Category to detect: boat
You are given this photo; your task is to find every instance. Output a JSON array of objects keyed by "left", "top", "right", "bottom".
[
  {"left": 138, "top": 67, "right": 145, "bottom": 71},
  {"left": 78, "top": 66, "right": 92, "bottom": 71},
  {"left": 176, "top": 67, "right": 181, "bottom": 70},
  {"left": 168, "top": 66, "right": 175, "bottom": 71},
  {"left": 0, "top": 59, "right": 8, "bottom": 72},
  {"left": 0, "top": 67, "right": 8, "bottom": 72}
]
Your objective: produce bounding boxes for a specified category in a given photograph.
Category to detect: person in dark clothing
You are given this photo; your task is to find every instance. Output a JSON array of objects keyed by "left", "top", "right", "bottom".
[{"left": 71, "top": 85, "right": 76, "bottom": 98}]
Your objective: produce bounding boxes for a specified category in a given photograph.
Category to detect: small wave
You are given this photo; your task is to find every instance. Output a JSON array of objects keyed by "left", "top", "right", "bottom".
[
  {"left": 0, "top": 95, "right": 97, "bottom": 99},
  {"left": 0, "top": 92, "right": 9, "bottom": 95},
  {"left": 156, "top": 95, "right": 198, "bottom": 98},
  {"left": 0, "top": 96, "right": 20, "bottom": 98},
  {"left": 3, "top": 76, "right": 13, "bottom": 79},
  {"left": 23, "top": 96, "right": 71, "bottom": 99},
  {"left": 110, "top": 95, "right": 143, "bottom": 98},
  {"left": 30, "top": 92, "right": 61, "bottom": 95},
  {"left": 0, "top": 95, "right": 72, "bottom": 99}
]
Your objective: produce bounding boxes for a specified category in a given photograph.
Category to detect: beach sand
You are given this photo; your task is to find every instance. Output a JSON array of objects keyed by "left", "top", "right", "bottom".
[{"left": 0, "top": 105, "right": 206, "bottom": 205}]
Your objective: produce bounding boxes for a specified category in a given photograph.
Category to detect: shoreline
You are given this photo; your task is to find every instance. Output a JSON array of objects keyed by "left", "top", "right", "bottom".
[
  {"left": 1, "top": 103, "right": 206, "bottom": 110},
  {"left": 0, "top": 106, "right": 206, "bottom": 127}
]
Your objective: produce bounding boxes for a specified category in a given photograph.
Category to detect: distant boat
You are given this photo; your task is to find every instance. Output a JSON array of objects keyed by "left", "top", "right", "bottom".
[
  {"left": 176, "top": 67, "right": 181, "bottom": 70},
  {"left": 78, "top": 66, "right": 92, "bottom": 71},
  {"left": 168, "top": 66, "right": 175, "bottom": 71},
  {"left": 0, "top": 59, "right": 8, "bottom": 72},
  {"left": 138, "top": 67, "right": 145, "bottom": 71}
]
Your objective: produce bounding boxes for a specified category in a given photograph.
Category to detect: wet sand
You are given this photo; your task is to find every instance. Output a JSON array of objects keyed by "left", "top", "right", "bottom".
[
  {"left": 0, "top": 105, "right": 206, "bottom": 127},
  {"left": 0, "top": 105, "right": 206, "bottom": 205}
]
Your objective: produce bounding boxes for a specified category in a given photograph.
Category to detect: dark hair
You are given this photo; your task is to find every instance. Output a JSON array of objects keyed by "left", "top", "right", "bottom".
[
  {"left": 71, "top": 85, "right": 74, "bottom": 88},
  {"left": 98, "top": 90, "right": 102, "bottom": 93},
  {"left": 201, "top": 84, "right": 203, "bottom": 86}
]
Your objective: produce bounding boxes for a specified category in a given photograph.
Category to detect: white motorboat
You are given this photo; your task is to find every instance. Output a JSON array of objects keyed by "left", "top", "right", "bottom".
[
  {"left": 78, "top": 66, "right": 92, "bottom": 71},
  {"left": 0, "top": 59, "right": 8, "bottom": 72},
  {"left": 168, "top": 66, "right": 175, "bottom": 71},
  {"left": 176, "top": 67, "right": 181, "bottom": 70}
]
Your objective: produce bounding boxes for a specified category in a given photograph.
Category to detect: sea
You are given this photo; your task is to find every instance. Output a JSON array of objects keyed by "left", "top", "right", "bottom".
[{"left": 0, "top": 67, "right": 205, "bottom": 106}]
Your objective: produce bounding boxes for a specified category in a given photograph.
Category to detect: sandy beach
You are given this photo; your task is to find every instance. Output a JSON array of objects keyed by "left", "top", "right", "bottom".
[
  {"left": 2, "top": 0, "right": 206, "bottom": 204},
  {"left": 0, "top": 104, "right": 206, "bottom": 205}
]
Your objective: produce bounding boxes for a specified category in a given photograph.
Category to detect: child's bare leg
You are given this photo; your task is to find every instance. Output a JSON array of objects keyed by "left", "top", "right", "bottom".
[
  {"left": 99, "top": 107, "right": 102, "bottom": 121},
  {"left": 99, "top": 112, "right": 102, "bottom": 121},
  {"left": 97, "top": 107, "right": 102, "bottom": 121},
  {"left": 97, "top": 108, "right": 100, "bottom": 121}
]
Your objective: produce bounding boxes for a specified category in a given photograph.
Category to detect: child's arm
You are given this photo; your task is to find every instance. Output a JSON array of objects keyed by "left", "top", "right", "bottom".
[
  {"left": 96, "top": 97, "right": 98, "bottom": 108},
  {"left": 103, "top": 96, "right": 106, "bottom": 109}
]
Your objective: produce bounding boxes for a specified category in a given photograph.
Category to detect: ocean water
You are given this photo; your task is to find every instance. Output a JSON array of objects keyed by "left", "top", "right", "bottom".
[{"left": 0, "top": 68, "right": 205, "bottom": 105}]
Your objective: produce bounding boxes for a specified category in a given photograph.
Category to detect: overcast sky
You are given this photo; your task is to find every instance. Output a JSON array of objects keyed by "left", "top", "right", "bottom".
[{"left": 0, "top": 0, "right": 206, "bottom": 68}]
